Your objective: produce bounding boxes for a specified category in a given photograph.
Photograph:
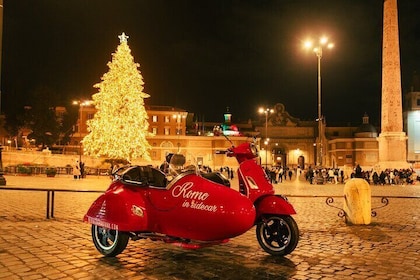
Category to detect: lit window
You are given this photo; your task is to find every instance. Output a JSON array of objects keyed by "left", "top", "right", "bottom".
[
  {"left": 152, "top": 127, "right": 157, "bottom": 134},
  {"left": 164, "top": 128, "right": 170, "bottom": 135},
  {"left": 152, "top": 115, "right": 158, "bottom": 122},
  {"left": 164, "top": 116, "right": 170, "bottom": 123}
]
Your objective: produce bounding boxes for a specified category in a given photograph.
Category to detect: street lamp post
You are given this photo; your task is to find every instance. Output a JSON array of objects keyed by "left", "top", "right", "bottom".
[
  {"left": 173, "top": 112, "right": 186, "bottom": 152},
  {"left": 72, "top": 100, "right": 93, "bottom": 162},
  {"left": 304, "top": 37, "right": 334, "bottom": 167},
  {"left": 259, "top": 107, "right": 274, "bottom": 168},
  {"left": 173, "top": 113, "right": 185, "bottom": 136},
  {"left": 0, "top": 145, "right": 6, "bottom": 185}
]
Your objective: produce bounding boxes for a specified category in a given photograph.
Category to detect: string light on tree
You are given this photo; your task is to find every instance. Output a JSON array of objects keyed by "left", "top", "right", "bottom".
[{"left": 82, "top": 32, "right": 153, "bottom": 162}]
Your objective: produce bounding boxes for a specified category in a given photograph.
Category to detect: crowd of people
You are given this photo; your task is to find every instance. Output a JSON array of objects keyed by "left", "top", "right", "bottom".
[
  {"left": 219, "top": 166, "right": 235, "bottom": 180},
  {"left": 264, "top": 166, "right": 301, "bottom": 183},
  {"left": 302, "top": 164, "right": 418, "bottom": 185},
  {"left": 214, "top": 164, "right": 419, "bottom": 186},
  {"left": 352, "top": 166, "right": 418, "bottom": 185},
  {"left": 304, "top": 166, "right": 343, "bottom": 185}
]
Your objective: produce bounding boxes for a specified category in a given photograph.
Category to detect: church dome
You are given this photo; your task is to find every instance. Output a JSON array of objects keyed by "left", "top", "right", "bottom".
[{"left": 354, "top": 114, "right": 378, "bottom": 138}]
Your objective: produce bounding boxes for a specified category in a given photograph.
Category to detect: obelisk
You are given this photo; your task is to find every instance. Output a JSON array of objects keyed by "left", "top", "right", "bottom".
[{"left": 377, "top": 0, "right": 409, "bottom": 169}]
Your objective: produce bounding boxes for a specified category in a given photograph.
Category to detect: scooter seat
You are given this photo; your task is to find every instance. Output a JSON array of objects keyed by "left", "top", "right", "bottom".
[{"left": 201, "top": 172, "right": 230, "bottom": 187}]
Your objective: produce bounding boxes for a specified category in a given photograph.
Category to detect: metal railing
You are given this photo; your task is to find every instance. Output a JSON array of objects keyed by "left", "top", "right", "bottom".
[
  {"left": 0, "top": 187, "right": 104, "bottom": 219},
  {"left": 4, "top": 166, "right": 110, "bottom": 176}
]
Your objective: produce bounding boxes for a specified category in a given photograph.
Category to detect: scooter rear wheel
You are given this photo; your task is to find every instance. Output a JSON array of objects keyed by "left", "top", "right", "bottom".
[
  {"left": 256, "top": 215, "right": 299, "bottom": 256},
  {"left": 91, "top": 224, "right": 129, "bottom": 257}
]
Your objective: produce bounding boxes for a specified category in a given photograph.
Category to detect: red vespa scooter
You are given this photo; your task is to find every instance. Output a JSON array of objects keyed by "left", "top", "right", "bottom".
[{"left": 84, "top": 140, "right": 299, "bottom": 257}]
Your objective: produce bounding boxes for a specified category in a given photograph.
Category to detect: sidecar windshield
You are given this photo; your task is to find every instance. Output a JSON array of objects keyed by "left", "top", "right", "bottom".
[{"left": 166, "top": 153, "right": 199, "bottom": 178}]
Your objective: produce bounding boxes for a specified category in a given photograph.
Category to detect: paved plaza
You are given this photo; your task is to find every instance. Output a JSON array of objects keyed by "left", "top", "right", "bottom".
[{"left": 0, "top": 174, "right": 419, "bottom": 279}]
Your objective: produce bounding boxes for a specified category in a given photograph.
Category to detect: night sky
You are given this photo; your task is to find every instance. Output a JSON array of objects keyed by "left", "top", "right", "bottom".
[{"left": 2, "top": 0, "right": 420, "bottom": 126}]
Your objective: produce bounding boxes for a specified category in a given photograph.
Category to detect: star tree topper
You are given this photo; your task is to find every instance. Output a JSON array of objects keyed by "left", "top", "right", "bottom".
[{"left": 118, "top": 32, "right": 129, "bottom": 43}]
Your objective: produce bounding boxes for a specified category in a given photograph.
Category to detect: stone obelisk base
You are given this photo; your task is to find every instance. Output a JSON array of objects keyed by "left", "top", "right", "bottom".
[{"left": 377, "top": 132, "right": 410, "bottom": 170}]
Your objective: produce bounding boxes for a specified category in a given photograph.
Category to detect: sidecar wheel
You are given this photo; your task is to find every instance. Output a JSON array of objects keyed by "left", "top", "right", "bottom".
[
  {"left": 256, "top": 215, "right": 299, "bottom": 256},
  {"left": 91, "top": 224, "right": 129, "bottom": 257}
]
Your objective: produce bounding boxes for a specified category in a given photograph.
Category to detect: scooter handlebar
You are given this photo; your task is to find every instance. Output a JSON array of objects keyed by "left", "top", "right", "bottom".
[{"left": 226, "top": 146, "right": 235, "bottom": 157}]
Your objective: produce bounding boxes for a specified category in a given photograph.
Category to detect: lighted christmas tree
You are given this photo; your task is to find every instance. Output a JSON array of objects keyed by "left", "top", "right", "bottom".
[{"left": 82, "top": 33, "right": 152, "bottom": 162}]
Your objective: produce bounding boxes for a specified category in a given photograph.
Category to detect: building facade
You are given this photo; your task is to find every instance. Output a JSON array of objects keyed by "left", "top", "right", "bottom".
[
  {"left": 404, "top": 91, "right": 420, "bottom": 163},
  {"left": 67, "top": 100, "right": 418, "bottom": 171},
  {"left": 252, "top": 104, "right": 381, "bottom": 171},
  {"left": 68, "top": 104, "right": 249, "bottom": 168}
]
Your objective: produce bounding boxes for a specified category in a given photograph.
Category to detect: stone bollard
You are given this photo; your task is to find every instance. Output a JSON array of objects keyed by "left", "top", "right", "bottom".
[{"left": 343, "top": 178, "right": 371, "bottom": 225}]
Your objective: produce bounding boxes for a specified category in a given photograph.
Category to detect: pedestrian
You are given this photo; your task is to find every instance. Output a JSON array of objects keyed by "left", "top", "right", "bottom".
[
  {"left": 79, "top": 161, "right": 85, "bottom": 179},
  {"left": 278, "top": 167, "right": 283, "bottom": 183},
  {"left": 270, "top": 168, "right": 277, "bottom": 183},
  {"left": 73, "top": 160, "right": 81, "bottom": 180},
  {"left": 284, "top": 167, "right": 288, "bottom": 181},
  {"left": 355, "top": 164, "right": 363, "bottom": 178},
  {"left": 333, "top": 169, "right": 338, "bottom": 184},
  {"left": 308, "top": 166, "right": 314, "bottom": 184},
  {"left": 230, "top": 168, "right": 234, "bottom": 180},
  {"left": 379, "top": 171, "right": 386, "bottom": 185},
  {"left": 328, "top": 168, "right": 334, "bottom": 183},
  {"left": 288, "top": 169, "right": 293, "bottom": 181},
  {"left": 372, "top": 171, "right": 379, "bottom": 185}
]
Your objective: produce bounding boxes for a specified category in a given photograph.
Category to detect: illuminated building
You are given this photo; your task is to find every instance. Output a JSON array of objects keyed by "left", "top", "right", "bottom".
[{"left": 404, "top": 88, "right": 420, "bottom": 165}]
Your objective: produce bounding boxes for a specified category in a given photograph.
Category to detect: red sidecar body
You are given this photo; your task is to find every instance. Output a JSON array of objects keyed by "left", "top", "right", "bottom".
[{"left": 84, "top": 166, "right": 256, "bottom": 242}]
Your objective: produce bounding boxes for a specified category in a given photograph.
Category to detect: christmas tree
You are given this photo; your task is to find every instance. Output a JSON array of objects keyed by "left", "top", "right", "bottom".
[{"left": 82, "top": 33, "right": 152, "bottom": 162}]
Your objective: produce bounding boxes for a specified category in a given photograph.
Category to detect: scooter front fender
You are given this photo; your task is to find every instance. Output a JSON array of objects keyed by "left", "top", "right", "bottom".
[
  {"left": 84, "top": 185, "right": 148, "bottom": 232},
  {"left": 254, "top": 195, "right": 296, "bottom": 218}
]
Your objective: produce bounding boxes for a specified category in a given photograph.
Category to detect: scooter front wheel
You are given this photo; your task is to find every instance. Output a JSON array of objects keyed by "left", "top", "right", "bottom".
[
  {"left": 91, "top": 224, "right": 129, "bottom": 257},
  {"left": 256, "top": 215, "right": 299, "bottom": 256}
]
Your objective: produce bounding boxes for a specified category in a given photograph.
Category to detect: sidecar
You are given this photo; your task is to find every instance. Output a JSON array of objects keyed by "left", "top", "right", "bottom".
[{"left": 84, "top": 164, "right": 256, "bottom": 256}]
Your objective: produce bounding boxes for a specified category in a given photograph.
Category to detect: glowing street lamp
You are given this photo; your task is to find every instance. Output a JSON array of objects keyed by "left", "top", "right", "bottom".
[
  {"left": 172, "top": 113, "right": 186, "bottom": 135},
  {"left": 72, "top": 100, "right": 93, "bottom": 161},
  {"left": 173, "top": 112, "right": 186, "bottom": 152},
  {"left": 304, "top": 36, "right": 334, "bottom": 167},
  {"left": 72, "top": 100, "right": 93, "bottom": 138},
  {"left": 259, "top": 107, "right": 274, "bottom": 167}
]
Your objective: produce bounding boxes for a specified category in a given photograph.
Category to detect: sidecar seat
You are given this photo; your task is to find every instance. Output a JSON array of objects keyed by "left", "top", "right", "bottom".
[
  {"left": 149, "top": 167, "right": 168, "bottom": 188},
  {"left": 138, "top": 166, "right": 167, "bottom": 188},
  {"left": 121, "top": 166, "right": 143, "bottom": 185},
  {"left": 121, "top": 166, "right": 167, "bottom": 188}
]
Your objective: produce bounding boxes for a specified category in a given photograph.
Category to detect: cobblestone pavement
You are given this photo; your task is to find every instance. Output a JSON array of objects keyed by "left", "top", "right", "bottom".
[{"left": 0, "top": 175, "right": 419, "bottom": 280}]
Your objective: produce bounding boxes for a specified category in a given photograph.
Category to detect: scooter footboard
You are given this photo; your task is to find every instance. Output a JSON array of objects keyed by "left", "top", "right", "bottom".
[{"left": 254, "top": 195, "right": 296, "bottom": 218}]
